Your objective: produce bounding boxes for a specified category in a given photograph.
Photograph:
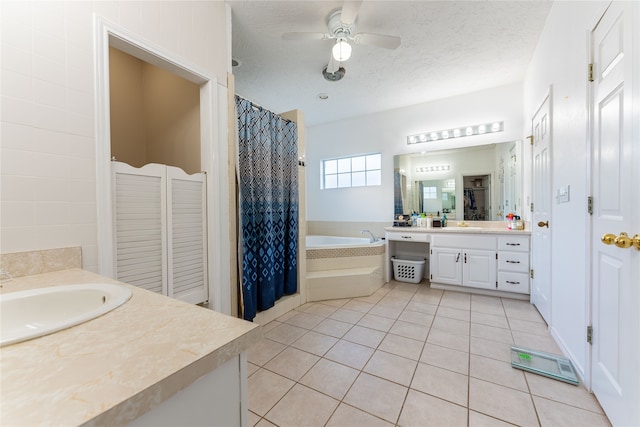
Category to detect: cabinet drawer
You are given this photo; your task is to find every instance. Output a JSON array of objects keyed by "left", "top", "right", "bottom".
[
  {"left": 386, "top": 232, "right": 429, "bottom": 243},
  {"left": 431, "top": 235, "right": 496, "bottom": 250},
  {"left": 497, "top": 272, "right": 530, "bottom": 294},
  {"left": 498, "top": 236, "right": 530, "bottom": 252},
  {"left": 498, "top": 251, "right": 529, "bottom": 272}
]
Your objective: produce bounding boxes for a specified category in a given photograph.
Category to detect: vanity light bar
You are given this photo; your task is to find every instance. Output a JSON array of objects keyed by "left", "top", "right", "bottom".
[
  {"left": 407, "top": 121, "right": 504, "bottom": 145},
  {"left": 416, "top": 165, "right": 451, "bottom": 173}
]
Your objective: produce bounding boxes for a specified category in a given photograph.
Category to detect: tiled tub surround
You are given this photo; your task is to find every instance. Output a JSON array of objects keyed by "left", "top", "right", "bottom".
[
  {"left": 247, "top": 281, "right": 610, "bottom": 426},
  {"left": 0, "top": 269, "right": 261, "bottom": 426},
  {"left": 306, "top": 239, "right": 386, "bottom": 302}
]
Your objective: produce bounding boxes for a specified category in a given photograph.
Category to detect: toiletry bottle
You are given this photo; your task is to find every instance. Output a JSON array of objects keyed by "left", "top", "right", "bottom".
[
  {"left": 506, "top": 213, "right": 514, "bottom": 230},
  {"left": 442, "top": 213, "right": 447, "bottom": 227}
]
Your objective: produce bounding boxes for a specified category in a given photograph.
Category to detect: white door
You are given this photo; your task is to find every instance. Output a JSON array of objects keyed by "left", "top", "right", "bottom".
[
  {"left": 531, "top": 92, "right": 552, "bottom": 324},
  {"left": 591, "top": 3, "right": 639, "bottom": 426}
]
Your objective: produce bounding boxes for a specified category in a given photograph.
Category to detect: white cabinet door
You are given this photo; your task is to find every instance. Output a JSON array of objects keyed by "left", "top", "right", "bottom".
[
  {"left": 462, "top": 249, "right": 497, "bottom": 290},
  {"left": 430, "top": 247, "right": 462, "bottom": 285}
]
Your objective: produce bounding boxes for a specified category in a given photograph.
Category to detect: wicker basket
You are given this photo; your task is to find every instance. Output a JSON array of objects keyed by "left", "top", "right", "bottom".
[{"left": 391, "top": 256, "right": 426, "bottom": 284}]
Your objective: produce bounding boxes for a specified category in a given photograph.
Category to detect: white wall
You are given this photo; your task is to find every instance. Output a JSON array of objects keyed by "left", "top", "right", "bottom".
[
  {"left": 306, "top": 82, "right": 523, "bottom": 222},
  {"left": 0, "top": 1, "right": 228, "bottom": 273},
  {"left": 522, "top": 0, "right": 610, "bottom": 381}
]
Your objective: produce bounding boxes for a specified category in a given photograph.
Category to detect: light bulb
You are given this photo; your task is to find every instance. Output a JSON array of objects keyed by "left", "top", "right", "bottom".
[
  {"left": 332, "top": 40, "right": 352, "bottom": 62},
  {"left": 465, "top": 127, "right": 474, "bottom": 136},
  {"left": 491, "top": 122, "right": 501, "bottom": 132},
  {"left": 478, "top": 125, "right": 486, "bottom": 134}
]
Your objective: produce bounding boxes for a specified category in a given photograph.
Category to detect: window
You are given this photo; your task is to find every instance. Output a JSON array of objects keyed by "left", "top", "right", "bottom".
[
  {"left": 423, "top": 186, "right": 437, "bottom": 200},
  {"left": 321, "top": 153, "right": 381, "bottom": 189}
]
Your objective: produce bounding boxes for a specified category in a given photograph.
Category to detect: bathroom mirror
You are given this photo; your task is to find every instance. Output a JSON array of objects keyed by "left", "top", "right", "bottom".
[{"left": 393, "top": 141, "right": 522, "bottom": 220}]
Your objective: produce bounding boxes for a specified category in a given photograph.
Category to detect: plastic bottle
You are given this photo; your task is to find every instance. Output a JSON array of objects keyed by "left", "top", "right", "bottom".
[{"left": 442, "top": 213, "right": 447, "bottom": 227}]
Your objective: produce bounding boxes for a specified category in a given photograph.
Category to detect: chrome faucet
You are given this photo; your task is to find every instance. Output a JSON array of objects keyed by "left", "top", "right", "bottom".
[{"left": 361, "top": 229, "right": 376, "bottom": 243}]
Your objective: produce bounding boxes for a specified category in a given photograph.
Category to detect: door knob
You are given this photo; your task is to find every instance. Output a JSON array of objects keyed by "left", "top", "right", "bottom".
[
  {"left": 614, "top": 232, "right": 632, "bottom": 249},
  {"left": 537, "top": 221, "right": 549, "bottom": 228},
  {"left": 602, "top": 232, "right": 640, "bottom": 250}
]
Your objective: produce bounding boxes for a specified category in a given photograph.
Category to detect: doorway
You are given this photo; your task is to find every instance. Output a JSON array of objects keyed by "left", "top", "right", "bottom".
[
  {"left": 463, "top": 174, "right": 491, "bottom": 220},
  {"left": 94, "top": 18, "right": 227, "bottom": 312},
  {"left": 109, "top": 47, "right": 201, "bottom": 173}
]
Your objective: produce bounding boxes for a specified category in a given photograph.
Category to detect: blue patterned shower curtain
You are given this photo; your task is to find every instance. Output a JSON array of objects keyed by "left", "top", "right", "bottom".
[{"left": 236, "top": 96, "right": 298, "bottom": 321}]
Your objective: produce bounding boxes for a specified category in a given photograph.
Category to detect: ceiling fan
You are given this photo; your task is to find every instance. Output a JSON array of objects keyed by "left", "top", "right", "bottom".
[{"left": 282, "top": 0, "right": 401, "bottom": 77}]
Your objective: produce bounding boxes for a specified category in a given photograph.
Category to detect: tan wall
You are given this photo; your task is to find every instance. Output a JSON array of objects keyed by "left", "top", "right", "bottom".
[
  {"left": 109, "top": 48, "right": 201, "bottom": 174},
  {"left": 109, "top": 48, "right": 146, "bottom": 167},
  {"left": 144, "top": 64, "right": 200, "bottom": 174}
]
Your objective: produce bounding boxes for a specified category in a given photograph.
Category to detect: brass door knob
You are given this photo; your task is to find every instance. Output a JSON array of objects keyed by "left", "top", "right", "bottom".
[
  {"left": 602, "top": 232, "right": 640, "bottom": 250},
  {"left": 614, "top": 232, "right": 632, "bottom": 249},
  {"left": 537, "top": 221, "right": 549, "bottom": 228}
]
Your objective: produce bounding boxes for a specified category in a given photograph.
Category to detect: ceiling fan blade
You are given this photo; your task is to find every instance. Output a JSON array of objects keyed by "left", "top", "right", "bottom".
[
  {"left": 340, "top": 0, "right": 362, "bottom": 25},
  {"left": 352, "top": 33, "right": 401, "bottom": 49},
  {"left": 282, "top": 32, "right": 330, "bottom": 41}
]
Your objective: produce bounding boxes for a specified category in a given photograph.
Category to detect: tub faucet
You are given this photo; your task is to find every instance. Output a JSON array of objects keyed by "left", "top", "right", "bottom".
[{"left": 361, "top": 229, "right": 376, "bottom": 243}]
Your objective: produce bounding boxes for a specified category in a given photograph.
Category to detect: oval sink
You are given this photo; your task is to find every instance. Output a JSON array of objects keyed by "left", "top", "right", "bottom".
[{"left": 0, "top": 283, "right": 132, "bottom": 347}]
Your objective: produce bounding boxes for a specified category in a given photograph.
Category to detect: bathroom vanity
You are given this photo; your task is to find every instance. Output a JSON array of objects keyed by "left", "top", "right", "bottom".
[
  {"left": 386, "top": 224, "right": 531, "bottom": 298},
  {"left": 0, "top": 269, "right": 261, "bottom": 426}
]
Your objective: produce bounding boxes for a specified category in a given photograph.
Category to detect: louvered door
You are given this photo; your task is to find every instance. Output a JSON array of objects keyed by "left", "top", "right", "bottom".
[
  {"left": 167, "top": 167, "right": 207, "bottom": 304},
  {"left": 113, "top": 162, "right": 207, "bottom": 304}
]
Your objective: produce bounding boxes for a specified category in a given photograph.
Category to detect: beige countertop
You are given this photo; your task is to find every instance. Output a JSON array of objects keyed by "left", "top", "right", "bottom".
[
  {"left": 0, "top": 269, "right": 262, "bottom": 426},
  {"left": 385, "top": 223, "right": 531, "bottom": 235}
]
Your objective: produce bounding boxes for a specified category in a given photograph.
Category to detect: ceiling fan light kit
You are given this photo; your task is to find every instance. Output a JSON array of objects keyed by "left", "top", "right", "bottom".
[{"left": 332, "top": 39, "right": 352, "bottom": 62}]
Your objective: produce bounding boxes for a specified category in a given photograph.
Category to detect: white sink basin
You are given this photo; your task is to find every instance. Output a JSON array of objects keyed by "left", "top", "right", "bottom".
[{"left": 0, "top": 283, "right": 132, "bottom": 347}]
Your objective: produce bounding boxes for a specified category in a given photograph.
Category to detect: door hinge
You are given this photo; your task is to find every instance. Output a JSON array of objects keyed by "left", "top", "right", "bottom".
[
  {"left": 430, "top": 274, "right": 432, "bottom": 280},
  {"left": 587, "top": 196, "right": 593, "bottom": 215},
  {"left": 530, "top": 269, "right": 534, "bottom": 279},
  {"left": 496, "top": 281, "right": 498, "bottom": 289},
  {"left": 496, "top": 253, "right": 498, "bottom": 260},
  {"left": 526, "top": 135, "right": 534, "bottom": 145},
  {"left": 587, "top": 325, "right": 593, "bottom": 344},
  {"left": 430, "top": 249, "right": 432, "bottom": 255},
  {"left": 530, "top": 202, "right": 534, "bottom": 213},
  {"left": 588, "top": 63, "right": 594, "bottom": 82}
]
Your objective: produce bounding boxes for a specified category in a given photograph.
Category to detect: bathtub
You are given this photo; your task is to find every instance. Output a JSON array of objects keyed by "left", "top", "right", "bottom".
[
  {"left": 305, "top": 235, "right": 386, "bottom": 302},
  {"left": 306, "top": 235, "right": 383, "bottom": 248}
]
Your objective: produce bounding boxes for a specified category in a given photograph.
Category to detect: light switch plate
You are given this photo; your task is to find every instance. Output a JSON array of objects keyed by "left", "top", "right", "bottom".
[{"left": 556, "top": 185, "right": 570, "bottom": 203}]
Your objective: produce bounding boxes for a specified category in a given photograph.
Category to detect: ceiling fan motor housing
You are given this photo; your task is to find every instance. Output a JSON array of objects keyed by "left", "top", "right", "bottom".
[{"left": 328, "top": 10, "right": 354, "bottom": 39}]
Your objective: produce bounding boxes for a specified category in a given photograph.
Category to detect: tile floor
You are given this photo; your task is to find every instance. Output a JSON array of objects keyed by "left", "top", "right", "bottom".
[{"left": 247, "top": 281, "right": 611, "bottom": 427}]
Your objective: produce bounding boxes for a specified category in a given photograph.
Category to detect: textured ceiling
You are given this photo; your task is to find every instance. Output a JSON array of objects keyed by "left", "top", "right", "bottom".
[{"left": 229, "top": 1, "right": 553, "bottom": 127}]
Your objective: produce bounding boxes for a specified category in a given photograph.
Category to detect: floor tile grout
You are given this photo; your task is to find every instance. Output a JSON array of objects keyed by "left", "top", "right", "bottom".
[{"left": 247, "top": 281, "right": 610, "bottom": 426}]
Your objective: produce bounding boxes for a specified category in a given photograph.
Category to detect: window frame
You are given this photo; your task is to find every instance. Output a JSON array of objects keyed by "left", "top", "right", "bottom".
[{"left": 321, "top": 153, "right": 382, "bottom": 190}]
